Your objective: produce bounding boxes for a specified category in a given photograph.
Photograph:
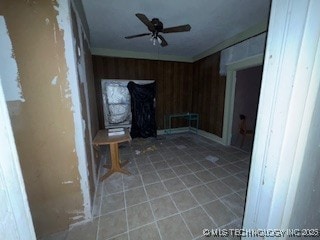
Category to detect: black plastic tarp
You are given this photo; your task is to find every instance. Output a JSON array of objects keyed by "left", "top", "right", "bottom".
[{"left": 127, "top": 81, "right": 157, "bottom": 138}]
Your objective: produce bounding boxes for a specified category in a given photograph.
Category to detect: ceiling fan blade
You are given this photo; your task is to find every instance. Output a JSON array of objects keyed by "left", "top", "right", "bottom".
[
  {"left": 162, "top": 24, "right": 191, "bottom": 33},
  {"left": 158, "top": 35, "right": 168, "bottom": 47},
  {"left": 135, "top": 13, "right": 155, "bottom": 31},
  {"left": 125, "top": 33, "right": 151, "bottom": 39}
]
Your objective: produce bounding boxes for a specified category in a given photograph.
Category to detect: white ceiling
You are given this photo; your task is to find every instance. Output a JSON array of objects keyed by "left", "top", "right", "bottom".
[{"left": 81, "top": 0, "right": 270, "bottom": 59}]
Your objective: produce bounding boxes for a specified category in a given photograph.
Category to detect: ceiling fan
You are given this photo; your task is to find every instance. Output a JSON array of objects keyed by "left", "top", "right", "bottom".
[{"left": 125, "top": 13, "right": 191, "bottom": 47}]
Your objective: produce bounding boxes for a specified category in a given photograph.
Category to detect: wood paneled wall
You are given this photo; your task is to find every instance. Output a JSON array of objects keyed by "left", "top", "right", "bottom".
[
  {"left": 92, "top": 53, "right": 225, "bottom": 136},
  {"left": 192, "top": 53, "right": 226, "bottom": 137},
  {"left": 92, "top": 56, "right": 194, "bottom": 130}
]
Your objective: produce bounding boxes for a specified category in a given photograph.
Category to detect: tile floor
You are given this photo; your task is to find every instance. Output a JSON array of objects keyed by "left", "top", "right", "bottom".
[{"left": 43, "top": 133, "right": 251, "bottom": 240}]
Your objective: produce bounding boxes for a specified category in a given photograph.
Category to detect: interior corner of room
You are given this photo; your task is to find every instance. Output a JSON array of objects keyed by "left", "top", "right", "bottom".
[{"left": 1, "top": 0, "right": 320, "bottom": 239}]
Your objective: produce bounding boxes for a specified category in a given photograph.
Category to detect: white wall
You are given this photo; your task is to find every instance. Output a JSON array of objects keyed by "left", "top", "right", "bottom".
[
  {"left": 220, "top": 33, "right": 266, "bottom": 75},
  {"left": 0, "top": 17, "right": 24, "bottom": 102}
]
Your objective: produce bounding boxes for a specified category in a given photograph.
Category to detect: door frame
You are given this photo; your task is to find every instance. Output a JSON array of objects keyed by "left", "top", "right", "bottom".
[
  {"left": 0, "top": 76, "right": 36, "bottom": 239},
  {"left": 222, "top": 54, "right": 264, "bottom": 145},
  {"left": 243, "top": 0, "right": 320, "bottom": 233}
]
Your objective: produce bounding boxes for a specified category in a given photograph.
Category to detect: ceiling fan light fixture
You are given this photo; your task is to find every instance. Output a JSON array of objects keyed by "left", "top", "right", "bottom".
[{"left": 125, "top": 13, "right": 191, "bottom": 48}]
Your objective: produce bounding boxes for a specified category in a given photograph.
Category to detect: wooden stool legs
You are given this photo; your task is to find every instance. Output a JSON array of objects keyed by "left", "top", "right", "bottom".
[{"left": 100, "top": 142, "right": 131, "bottom": 181}]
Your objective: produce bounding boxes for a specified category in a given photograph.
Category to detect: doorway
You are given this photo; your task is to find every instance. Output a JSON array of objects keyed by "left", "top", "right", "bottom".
[
  {"left": 230, "top": 65, "right": 263, "bottom": 152},
  {"left": 222, "top": 54, "right": 264, "bottom": 147}
]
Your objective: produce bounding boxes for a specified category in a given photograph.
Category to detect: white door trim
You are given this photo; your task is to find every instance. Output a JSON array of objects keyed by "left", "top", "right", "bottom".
[
  {"left": 243, "top": 0, "right": 320, "bottom": 235},
  {"left": 0, "top": 77, "right": 36, "bottom": 239},
  {"left": 222, "top": 54, "right": 264, "bottom": 145}
]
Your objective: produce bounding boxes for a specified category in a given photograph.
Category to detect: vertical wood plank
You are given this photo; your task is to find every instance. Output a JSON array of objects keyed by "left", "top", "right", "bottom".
[{"left": 91, "top": 55, "right": 224, "bottom": 135}]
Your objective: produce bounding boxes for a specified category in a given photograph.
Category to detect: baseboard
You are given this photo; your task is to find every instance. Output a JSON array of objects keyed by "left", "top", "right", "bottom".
[
  {"left": 157, "top": 127, "right": 190, "bottom": 135},
  {"left": 157, "top": 127, "right": 225, "bottom": 146},
  {"left": 189, "top": 127, "right": 226, "bottom": 145},
  {"left": 69, "top": 217, "right": 93, "bottom": 229}
]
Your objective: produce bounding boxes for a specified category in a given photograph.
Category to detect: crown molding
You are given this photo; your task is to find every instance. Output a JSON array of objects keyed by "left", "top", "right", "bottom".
[{"left": 91, "top": 48, "right": 193, "bottom": 63}]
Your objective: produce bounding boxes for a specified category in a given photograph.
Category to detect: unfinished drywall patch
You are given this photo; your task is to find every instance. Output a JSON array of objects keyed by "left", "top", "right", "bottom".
[
  {"left": 0, "top": 16, "right": 24, "bottom": 102},
  {"left": 62, "top": 181, "right": 74, "bottom": 184},
  {"left": 1, "top": 0, "right": 93, "bottom": 236},
  {"left": 51, "top": 76, "right": 58, "bottom": 85},
  {"left": 55, "top": 0, "right": 91, "bottom": 220}
]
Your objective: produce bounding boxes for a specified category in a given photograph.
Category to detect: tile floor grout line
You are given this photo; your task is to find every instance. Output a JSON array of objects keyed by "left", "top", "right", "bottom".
[
  {"left": 203, "top": 181, "right": 245, "bottom": 223},
  {"left": 164, "top": 147, "right": 239, "bottom": 232},
  {"left": 172, "top": 201, "right": 205, "bottom": 239},
  {"left": 158, "top": 142, "right": 225, "bottom": 236},
  {"left": 95, "top": 163, "right": 106, "bottom": 240},
  {"left": 158, "top": 151, "right": 205, "bottom": 239},
  {"left": 105, "top": 232, "right": 127, "bottom": 240},
  {"left": 93, "top": 133, "right": 249, "bottom": 240},
  {"left": 153, "top": 169, "right": 193, "bottom": 240},
  {"left": 92, "top": 152, "right": 112, "bottom": 240},
  {"left": 187, "top": 184, "right": 220, "bottom": 231},
  {"left": 216, "top": 197, "right": 242, "bottom": 223},
  {"left": 107, "top": 174, "right": 235, "bottom": 210},
  {"left": 234, "top": 190, "right": 246, "bottom": 201},
  {"left": 109, "top": 203, "right": 220, "bottom": 235},
  {"left": 122, "top": 174, "right": 130, "bottom": 240},
  {"left": 138, "top": 155, "right": 164, "bottom": 240},
  {"left": 108, "top": 207, "right": 219, "bottom": 237}
]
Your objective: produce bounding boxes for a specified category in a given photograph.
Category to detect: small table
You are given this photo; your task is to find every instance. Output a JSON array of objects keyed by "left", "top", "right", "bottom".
[{"left": 93, "top": 129, "right": 131, "bottom": 181}]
